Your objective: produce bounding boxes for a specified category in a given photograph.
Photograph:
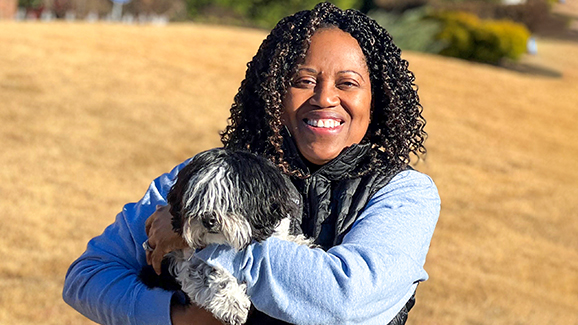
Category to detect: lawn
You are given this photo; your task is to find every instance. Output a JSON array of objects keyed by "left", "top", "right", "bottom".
[{"left": 0, "top": 21, "right": 577, "bottom": 324}]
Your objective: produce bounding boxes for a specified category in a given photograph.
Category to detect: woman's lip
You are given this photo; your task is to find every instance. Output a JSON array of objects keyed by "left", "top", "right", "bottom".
[
  {"left": 301, "top": 118, "right": 344, "bottom": 133},
  {"left": 303, "top": 118, "right": 344, "bottom": 128},
  {"left": 302, "top": 111, "right": 345, "bottom": 121},
  {"left": 298, "top": 110, "right": 347, "bottom": 133}
]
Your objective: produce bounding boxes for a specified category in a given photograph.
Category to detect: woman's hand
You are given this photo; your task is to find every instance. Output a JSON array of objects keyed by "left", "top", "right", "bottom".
[{"left": 144, "top": 204, "right": 188, "bottom": 274}]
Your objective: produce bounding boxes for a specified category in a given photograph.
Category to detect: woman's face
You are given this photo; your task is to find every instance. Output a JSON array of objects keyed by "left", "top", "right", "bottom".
[{"left": 282, "top": 28, "right": 372, "bottom": 166}]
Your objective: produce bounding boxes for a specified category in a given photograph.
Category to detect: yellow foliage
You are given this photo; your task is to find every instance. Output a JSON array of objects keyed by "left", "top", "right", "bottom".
[{"left": 433, "top": 11, "right": 530, "bottom": 63}]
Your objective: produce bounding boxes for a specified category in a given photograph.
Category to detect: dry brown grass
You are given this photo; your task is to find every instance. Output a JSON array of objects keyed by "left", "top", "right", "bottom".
[{"left": 0, "top": 21, "right": 577, "bottom": 325}]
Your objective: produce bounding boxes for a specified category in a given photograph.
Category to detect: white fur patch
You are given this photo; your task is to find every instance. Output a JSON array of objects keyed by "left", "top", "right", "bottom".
[
  {"left": 171, "top": 258, "right": 250, "bottom": 325},
  {"left": 273, "top": 217, "right": 316, "bottom": 247}
]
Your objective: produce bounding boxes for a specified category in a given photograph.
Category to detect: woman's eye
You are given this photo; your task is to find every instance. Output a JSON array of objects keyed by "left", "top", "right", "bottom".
[
  {"left": 338, "top": 81, "right": 358, "bottom": 89},
  {"left": 293, "top": 78, "right": 315, "bottom": 88}
]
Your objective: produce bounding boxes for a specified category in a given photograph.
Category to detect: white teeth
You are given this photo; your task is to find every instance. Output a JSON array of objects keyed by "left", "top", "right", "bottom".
[{"left": 306, "top": 119, "right": 341, "bottom": 128}]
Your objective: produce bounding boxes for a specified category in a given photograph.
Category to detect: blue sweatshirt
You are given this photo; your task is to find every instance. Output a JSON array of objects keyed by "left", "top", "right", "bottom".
[{"left": 63, "top": 159, "right": 440, "bottom": 325}]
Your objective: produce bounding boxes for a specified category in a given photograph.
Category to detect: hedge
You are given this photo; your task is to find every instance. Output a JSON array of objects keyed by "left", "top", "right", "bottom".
[{"left": 432, "top": 11, "right": 530, "bottom": 64}]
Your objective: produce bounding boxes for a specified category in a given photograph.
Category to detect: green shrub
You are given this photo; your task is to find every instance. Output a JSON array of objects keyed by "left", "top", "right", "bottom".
[
  {"left": 370, "top": 8, "right": 445, "bottom": 53},
  {"left": 432, "top": 11, "right": 530, "bottom": 64},
  {"left": 19, "top": 0, "right": 43, "bottom": 9},
  {"left": 185, "top": 0, "right": 361, "bottom": 29},
  {"left": 485, "top": 20, "right": 531, "bottom": 60}
]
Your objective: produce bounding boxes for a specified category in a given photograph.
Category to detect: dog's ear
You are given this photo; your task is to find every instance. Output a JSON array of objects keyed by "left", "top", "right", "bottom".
[
  {"left": 167, "top": 159, "right": 199, "bottom": 236},
  {"left": 282, "top": 174, "right": 302, "bottom": 220},
  {"left": 170, "top": 210, "right": 184, "bottom": 236},
  {"left": 248, "top": 181, "right": 301, "bottom": 241},
  {"left": 268, "top": 174, "right": 302, "bottom": 222},
  {"left": 167, "top": 184, "right": 185, "bottom": 236},
  {"left": 230, "top": 150, "right": 305, "bottom": 240}
]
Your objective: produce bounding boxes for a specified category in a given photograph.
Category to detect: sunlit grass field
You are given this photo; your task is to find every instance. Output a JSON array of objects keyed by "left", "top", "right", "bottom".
[{"left": 1, "top": 21, "right": 577, "bottom": 324}]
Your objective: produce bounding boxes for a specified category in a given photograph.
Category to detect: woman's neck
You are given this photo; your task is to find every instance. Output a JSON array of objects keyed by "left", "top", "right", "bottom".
[{"left": 304, "top": 160, "right": 322, "bottom": 174}]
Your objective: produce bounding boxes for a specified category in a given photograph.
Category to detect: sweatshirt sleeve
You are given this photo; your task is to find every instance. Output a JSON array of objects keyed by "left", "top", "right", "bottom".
[
  {"left": 194, "top": 169, "right": 441, "bottom": 325},
  {"left": 62, "top": 159, "right": 191, "bottom": 325}
]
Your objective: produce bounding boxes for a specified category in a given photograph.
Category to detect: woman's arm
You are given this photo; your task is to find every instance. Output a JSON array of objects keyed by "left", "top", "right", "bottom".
[
  {"left": 62, "top": 160, "right": 191, "bottom": 325},
  {"left": 195, "top": 170, "right": 441, "bottom": 324}
]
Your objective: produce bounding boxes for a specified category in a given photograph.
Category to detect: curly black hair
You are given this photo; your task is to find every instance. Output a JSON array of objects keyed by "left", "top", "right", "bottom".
[{"left": 220, "top": 2, "right": 427, "bottom": 179}]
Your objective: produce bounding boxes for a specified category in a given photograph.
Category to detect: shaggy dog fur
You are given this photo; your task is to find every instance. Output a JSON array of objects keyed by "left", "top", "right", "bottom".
[{"left": 140, "top": 148, "right": 311, "bottom": 325}]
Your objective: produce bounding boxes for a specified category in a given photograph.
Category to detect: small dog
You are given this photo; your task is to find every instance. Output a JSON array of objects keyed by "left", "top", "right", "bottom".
[{"left": 140, "top": 148, "right": 312, "bottom": 325}]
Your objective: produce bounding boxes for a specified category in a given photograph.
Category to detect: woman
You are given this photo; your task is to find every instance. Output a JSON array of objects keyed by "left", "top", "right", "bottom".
[{"left": 63, "top": 3, "right": 440, "bottom": 325}]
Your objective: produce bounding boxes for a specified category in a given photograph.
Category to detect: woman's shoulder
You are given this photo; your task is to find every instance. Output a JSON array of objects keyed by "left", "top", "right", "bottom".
[
  {"left": 372, "top": 168, "right": 439, "bottom": 204},
  {"left": 391, "top": 168, "right": 436, "bottom": 186}
]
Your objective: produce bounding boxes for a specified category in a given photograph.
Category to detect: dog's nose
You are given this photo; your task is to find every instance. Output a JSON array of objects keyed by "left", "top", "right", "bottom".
[{"left": 201, "top": 212, "right": 219, "bottom": 231}]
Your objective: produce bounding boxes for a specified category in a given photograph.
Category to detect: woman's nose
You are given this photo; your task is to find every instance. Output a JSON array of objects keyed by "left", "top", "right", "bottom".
[{"left": 309, "top": 83, "right": 339, "bottom": 108}]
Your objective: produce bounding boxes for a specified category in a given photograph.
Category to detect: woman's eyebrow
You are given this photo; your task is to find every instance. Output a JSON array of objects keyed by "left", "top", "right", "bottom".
[
  {"left": 297, "top": 67, "right": 317, "bottom": 74},
  {"left": 338, "top": 70, "right": 365, "bottom": 81},
  {"left": 297, "top": 68, "right": 365, "bottom": 81}
]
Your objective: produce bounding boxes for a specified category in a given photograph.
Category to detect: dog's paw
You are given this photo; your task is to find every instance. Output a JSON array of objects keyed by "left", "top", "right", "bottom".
[
  {"left": 177, "top": 261, "right": 250, "bottom": 325},
  {"left": 212, "top": 295, "right": 250, "bottom": 325},
  {"left": 206, "top": 271, "right": 250, "bottom": 325}
]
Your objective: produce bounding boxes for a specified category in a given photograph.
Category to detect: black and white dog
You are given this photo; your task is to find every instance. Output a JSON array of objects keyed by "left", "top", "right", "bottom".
[{"left": 140, "top": 148, "right": 311, "bottom": 325}]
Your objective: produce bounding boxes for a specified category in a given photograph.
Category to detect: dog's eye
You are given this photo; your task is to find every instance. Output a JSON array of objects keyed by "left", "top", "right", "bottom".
[
  {"left": 201, "top": 211, "right": 218, "bottom": 230},
  {"left": 270, "top": 202, "right": 280, "bottom": 213}
]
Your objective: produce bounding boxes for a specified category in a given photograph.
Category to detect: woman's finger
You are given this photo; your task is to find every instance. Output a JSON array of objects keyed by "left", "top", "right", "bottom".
[
  {"left": 145, "top": 204, "right": 166, "bottom": 236},
  {"left": 143, "top": 204, "right": 188, "bottom": 274},
  {"left": 145, "top": 249, "right": 152, "bottom": 265},
  {"left": 150, "top": 244, "right": 167, "bottom": 275}
]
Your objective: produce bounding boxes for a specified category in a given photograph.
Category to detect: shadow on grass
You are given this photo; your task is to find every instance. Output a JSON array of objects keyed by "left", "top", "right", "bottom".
[{"left": 499, "top": 60, "right": 563, "bottom": 78}]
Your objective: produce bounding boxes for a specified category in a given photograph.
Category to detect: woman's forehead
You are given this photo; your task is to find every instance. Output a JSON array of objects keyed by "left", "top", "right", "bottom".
[{"left": 298, "top": 28, "right": 369, "bottom": 74}]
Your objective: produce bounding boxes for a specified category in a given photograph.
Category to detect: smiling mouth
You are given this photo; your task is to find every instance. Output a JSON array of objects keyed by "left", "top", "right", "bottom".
[{"left": 304, "top": 118, "right": 344, "bottom": 128}]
